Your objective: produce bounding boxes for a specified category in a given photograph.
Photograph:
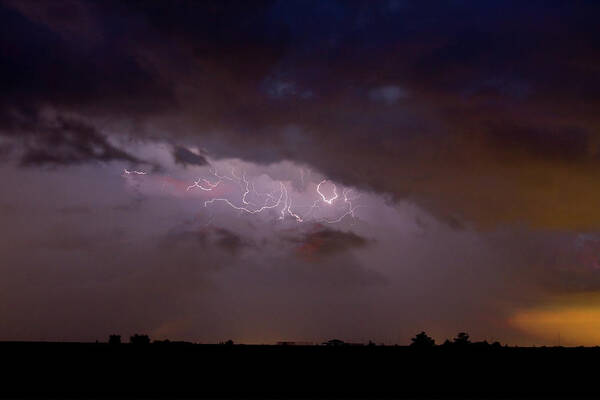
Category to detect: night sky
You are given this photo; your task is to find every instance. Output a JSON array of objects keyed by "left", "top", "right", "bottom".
[{"left": 2, "top": 0, "right": 600, "bottom": 346}]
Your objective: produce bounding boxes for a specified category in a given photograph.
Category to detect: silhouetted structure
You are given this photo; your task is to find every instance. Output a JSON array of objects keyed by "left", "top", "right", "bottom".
[
  {"left": 130, "top": 334, "right": 150, "bottom": 345},
  {"left": 410, "top": 331, "right": 435, "bottom": 347},
  {"left": 108, "top": 334, "right": 121, "bottom": 345}
]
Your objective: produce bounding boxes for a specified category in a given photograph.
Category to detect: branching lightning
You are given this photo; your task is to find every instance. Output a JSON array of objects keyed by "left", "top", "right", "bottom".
[
  {"left": 122, "top": 164, "right": 362, "bottom": 225},
  {"left": 204, "top": 182, "right": 285, "bottom": 214},
  {"left": 123, "top": 169, "right": 147, "bottom": 175},
  {"left": 317, "top": 180, "right": 338, "bottom": 205},
  {"left": 322, "top": 188, "right": 363, "bottom": 224},
  {"left": 186, "top": 177, "right": 220, "bottom": 192},
  {"left": 185, "top": 167, "right": 362, "bottom": 224}
]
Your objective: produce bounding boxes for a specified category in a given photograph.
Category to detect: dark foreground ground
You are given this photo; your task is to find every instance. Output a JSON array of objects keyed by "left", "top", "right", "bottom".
[{"left": 2, "top": 342, "right": 599, "bottom": 398}]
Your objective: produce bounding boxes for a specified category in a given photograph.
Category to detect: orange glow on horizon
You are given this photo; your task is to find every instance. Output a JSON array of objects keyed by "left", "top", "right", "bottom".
[{"left": 510, "top": 293, "right": 600, "bottom": 346}]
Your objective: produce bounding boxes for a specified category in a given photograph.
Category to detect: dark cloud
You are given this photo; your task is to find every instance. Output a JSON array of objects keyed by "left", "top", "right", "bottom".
[
  {"left": 1, "top": 1, "right": 599, "bottom": 229},
  {"left": 1, "top": 111, "right": 138, "bottom": 166},
  {"left": 292, "top": 228, "right": 368, "bottom": 258},
  {"left": 212, "top": 227, "right": 248, "bottom": 254},
  {"left": 164, "top": 226, "right": 251, "bottom": 255},
  {"left": 0, "top": 142, "right": 14, "bottom": 159},
  {"left": 0, "top": 0, "right": 176, "bottom": 115},
  {"left": 173, "top": 146, "right": 208, "bottom": 167},
  {"left": 3, "top": 0, "right": 600, "bottom": 345},
  {"left": 484, "top": 123, "right": 591, "bottom": 161}
]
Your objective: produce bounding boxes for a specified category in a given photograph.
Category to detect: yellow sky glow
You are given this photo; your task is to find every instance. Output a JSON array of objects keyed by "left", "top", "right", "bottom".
[{"left": 510, "top": 293, "right": 600, "bottom": 346}]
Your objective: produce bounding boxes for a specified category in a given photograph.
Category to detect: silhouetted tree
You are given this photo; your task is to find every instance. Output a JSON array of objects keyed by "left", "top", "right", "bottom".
[
  {"left": 410, "top": 331, "right": 435, "bottom": 347},
  {"left": 471, "top": 340, "right": 490, "bottom": 349},
  {"left": 453, "top": 332, "right": 471, "bottom": 346},
  {"left": 108, "top": 334, "right": 121, "bottom": 345},
  {"left": 218, "top": 339, "right": 234, "bottom": 345},
  {"left": 130, "top": 334, "right": 150, "bottom": 345}
]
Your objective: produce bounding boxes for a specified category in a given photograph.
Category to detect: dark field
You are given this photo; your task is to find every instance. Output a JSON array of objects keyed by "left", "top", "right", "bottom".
[{"left": 2, "top": 341, "right": 598, "bottom": 398}]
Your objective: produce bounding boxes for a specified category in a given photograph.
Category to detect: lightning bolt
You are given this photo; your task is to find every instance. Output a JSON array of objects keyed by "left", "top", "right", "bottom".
[
  {"left": 241, "top": 173, "right": 254, "bottom": 206},
  {"left": 185, "top": 167, "right": 362, "bottom": 224},
  {"left": 322, "top": 188, "right": 363, "bottom": 224},
  {"left": 186, "top": 177, "right": 220, "bottom": 192},
  {"left": 123, "top": 169, "right": 147, "bottom": 175},
  {"left": 186, "top": 166, "right": 240, "bottom": 192},
  {"left": 204, "top": 182, "right": 286, "bottom": 214},
  {"left": 317, "top": 180, "right": 338, "bottom": 205},
  {"left": 278, "top": 184, "right": 303, "bottom": 223}
]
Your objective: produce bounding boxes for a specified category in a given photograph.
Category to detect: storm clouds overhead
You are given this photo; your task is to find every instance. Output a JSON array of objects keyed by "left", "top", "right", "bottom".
[{"left": 2, "top": 0, "right": 600, "bottom": 345}]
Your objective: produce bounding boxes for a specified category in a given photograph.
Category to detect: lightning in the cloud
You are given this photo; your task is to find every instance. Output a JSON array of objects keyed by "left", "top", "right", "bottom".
[
  {"left": 322, "top": 188, "right": 363, "bottom": 224},
  {"left": 204, "top": 182, "right": 285, "bottom": 214},
  {"left": 187, "top": 177, "right": 220, "bottom": 192},
  {"left": 190, "top": 170, "right": 362, "bottom": 224},
  {"left": 317, "top": 180, "right": 338, "bottom": 205},
  {"left": 136, "top": 164, "right": 362, "bottom": 224},
  {"left": 285, "top": 192, "right": 304, "bottom": 223},
  {"left": 123, "top": 169, "right": 147, "bottom": 175},
  {"left": 241, "top": 173, "right": 254, "bottom": 206},
  {"left": 278, "top": 184, "right": 303, "bottom": 222}
]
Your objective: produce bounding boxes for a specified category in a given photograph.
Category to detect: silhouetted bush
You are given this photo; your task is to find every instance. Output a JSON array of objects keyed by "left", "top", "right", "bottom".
[
  {"left": 108, "top": 334, "right": 121, "bottom": 345},
  {"left": 410, "top": 331, "right": 435, "bottom": 347},
  {"left": 471, "top": 340, "right": 491, "bottom": 349},
  {"left": 130, "top": 334, "right": 150, "bottom": 345}
]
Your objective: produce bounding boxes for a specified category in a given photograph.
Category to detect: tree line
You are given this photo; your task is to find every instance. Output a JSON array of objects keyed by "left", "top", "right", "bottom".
[{"left": 106, "top": 331, "right": 503, "bottom": 347}]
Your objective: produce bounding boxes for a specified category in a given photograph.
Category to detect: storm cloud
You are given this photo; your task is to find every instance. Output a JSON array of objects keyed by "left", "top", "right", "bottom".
[{"left": 2, "top": 0, "right": 600, "bottom": 345}]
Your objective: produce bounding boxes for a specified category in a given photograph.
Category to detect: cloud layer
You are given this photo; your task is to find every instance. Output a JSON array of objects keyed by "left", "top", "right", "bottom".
[
  {"left": 2, "top": 0, "right": 600, "bottom": 345},
  {"left": 2, "top": 0, "right": 600, "bottom": 229}
]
